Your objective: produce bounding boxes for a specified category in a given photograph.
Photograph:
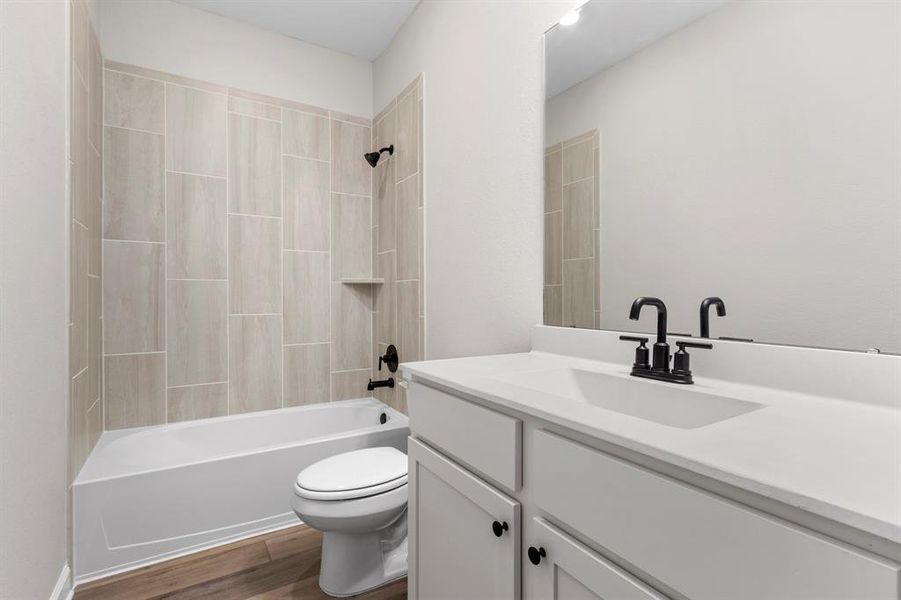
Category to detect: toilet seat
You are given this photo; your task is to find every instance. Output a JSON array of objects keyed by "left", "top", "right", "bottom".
[{"left": 295, "top": 447, "right": 408, "bottom": 501}]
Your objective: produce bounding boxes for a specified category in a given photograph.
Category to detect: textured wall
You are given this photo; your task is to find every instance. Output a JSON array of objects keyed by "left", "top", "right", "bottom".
[
  {"left": 69, "top": 0, "right": 105, "bottom": 479},
  {"left": 371, "top": 76, "right": 425, "bottom": 414},
  {"left": 102, "top": 62, "right": 376, "bottom": 427}
]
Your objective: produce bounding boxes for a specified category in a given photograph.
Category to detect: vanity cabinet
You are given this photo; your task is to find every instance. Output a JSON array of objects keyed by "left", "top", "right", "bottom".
[
  {"left": 407, "top": 380, "right": 901, "bottom": 600},
  {"left": 408, "top": 438, "right": 521, "bottom": 599}
]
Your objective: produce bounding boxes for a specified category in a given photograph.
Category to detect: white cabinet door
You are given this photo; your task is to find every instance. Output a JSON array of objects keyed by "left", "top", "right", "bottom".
[
  {"left": 524, "top": 518, "right": 667, "bottom": 600},
  {"left": 409, "top": 437, "right": 520, "bottom": 600}
]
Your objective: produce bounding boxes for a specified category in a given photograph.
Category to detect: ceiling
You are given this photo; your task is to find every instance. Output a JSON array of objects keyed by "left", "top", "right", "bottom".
[
  {"left": 546, "top": 0, "right": 729, "bottom": 98},
  {"left": 174, "top": 0, "right": 420, "bottom": 61}
]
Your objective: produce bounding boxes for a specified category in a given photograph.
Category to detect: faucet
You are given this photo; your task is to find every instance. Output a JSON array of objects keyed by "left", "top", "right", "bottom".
[
  {"left": 629, "top": 297, "right": 670, "bottom": 372},
  {"left": 699, "top": 297, "right": 726, "bottom": 338},
  {"left": 621, "top": 297, "right": 712, "bottom": 384}
]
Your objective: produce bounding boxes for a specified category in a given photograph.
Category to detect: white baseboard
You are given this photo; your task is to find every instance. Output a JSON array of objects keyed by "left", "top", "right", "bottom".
[{"left": 50, "top": 564, "right": 73, "bottom": 600}]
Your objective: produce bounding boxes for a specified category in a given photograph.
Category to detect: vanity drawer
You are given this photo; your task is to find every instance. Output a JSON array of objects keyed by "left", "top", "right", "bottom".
[
  {"left": 531, "top": 430, "right": 900, "bottom": 600},
  {"left": 408, "top": 382, "right": 521, "bottom": 491}
]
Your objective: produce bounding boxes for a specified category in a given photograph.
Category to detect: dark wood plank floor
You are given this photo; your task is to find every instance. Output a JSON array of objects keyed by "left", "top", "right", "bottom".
[{"left": 74, "top": 525, "right": 407, "bottom": 600}]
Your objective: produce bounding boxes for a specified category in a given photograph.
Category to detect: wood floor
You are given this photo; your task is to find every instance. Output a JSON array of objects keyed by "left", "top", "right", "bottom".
[{"left": 73, "top": 525, "right": 407, "bottom": 600}]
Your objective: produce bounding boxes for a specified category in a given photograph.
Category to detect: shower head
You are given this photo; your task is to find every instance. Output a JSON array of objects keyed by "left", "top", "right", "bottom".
[{"left": 364, "top": 144, "right": 394, "bottom": 168}]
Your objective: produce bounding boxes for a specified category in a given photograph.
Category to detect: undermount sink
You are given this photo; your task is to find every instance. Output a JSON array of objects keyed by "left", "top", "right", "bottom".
[{"left": 493, "top": 368, "right": 763, "bottom": 428}]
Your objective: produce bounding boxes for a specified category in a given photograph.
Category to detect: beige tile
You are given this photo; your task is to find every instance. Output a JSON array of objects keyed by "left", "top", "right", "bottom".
[
  {"left": 330, "top": 283, "right": 372, "bottom": 371},
  {"left": 544, "top": 211, "right": 562, "bottom": 286},
  {"left": 229, "top": 86, "right": 328, "bottom": 115},
  {"left": 72, "top": 76, "right": 91, "bottom": 226},
  {"left": 594, "top": 231, "right": 601, "bottom": 311},
  {"left": 331, "top": 370, "right": 371, "bottom": 402},
  {"left": 563, "top": 259, "right": 594, "bottom": 329},
  {"left": 89, "top": 146, "right": 102, "bottom": 276},
  {"left": 330, "top": 120, "right": 370, "bottom": 195},
  {"left": 331, "top": 193, "right": 371, "bottom": 280},
  {"left": 166, "top": 84, "right": 227, "bottom": 176},
  {"left": 104, "top": 70, "right": 165, "bottom": 133},
  {"left": 374, "top": 252, "right": 396, "bottom": 344},
  {"left": 167, "top": 280, "right": 228, "bottom": 386},
  {"left": 88, "top": 276, "right": 101, "bottom": 402},
  {"left": 228, "top": 95, "right": 280, "bottom": 121},
  {"left": 283, "top": 110, "right": 329, "bottom": 160},
  {"left": 70, "top": 222, "right": 88, "bottom": 377},
  {"left": 103, "top": 241, "right": 165, "bottom": 354},
  {"left": 397, "top": 281, "right": 421, "bottom": 363},
  {"left": 395, "top": 90, "right": 419, "bottom": 182},
  {"left": 284, "top": 344, "right": 330, "bottom": 406},
  {"left": 545, "top": 150, "right": 562, "bottom": 213},
  {"left": 396, "top": 174, "right": 420, "bottom": 280},
  {"left": 69, "top": 369, "right": 91, "bottom": 479},
  {"left": 283, "top": 251, "right": 329, "bottom": 344},
  {"left": 229, "top": 315, "right": 282, "bottom": 413},
  {"left": 563, "top": 178, "right": 594, "bottom": 259},
  {"left": 167, "top": 173, "right": 227, "bottom": 279},
  {"left": 104, "top": 352, "right": 166, "bottom": 429},
  {"left": 103, "top": 127, "right": 165, "bottom": 241},
  {"left": 562, "top": 138, "right": 593, "bottom": 184},
  {"left": 167, "top": 383, "right": 228, "bottom": 422},
  {"left": 228, "top": 215, "right": 281, "bottom": 314},
  {"left": 87, "top": 397, "right": 102, "bottom": 455},
  {"left": 107, "top": 60, "right": 227, "bottom": 94},
  {"left": 374, "top": 111, "right": 397, "bottom": 251},
  {"left": 71, "top": 0, "right": 90, "bottom": 89},
  {"left": 283, "top": 156, "right": 329, "bottom": 251},
  {"left": 543, "top": 285, "right": 563, "bottom": 327},
  {"left": 594, "top": 147, "right": 601, "bottom": 228},
  {"left": 330, "top": 111, "right": 371, "bottom": 127},
  {"left": 229, "top": 113, "right": 282, "bottom": 216}
]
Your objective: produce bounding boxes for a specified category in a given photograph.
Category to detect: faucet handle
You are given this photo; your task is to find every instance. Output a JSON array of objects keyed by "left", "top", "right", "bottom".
[
  {"left": 676, "top": 341, "right": 713, "bottom": 351},
  {"left": 619, "top": 335, "right": 650, "bottom": 370}
]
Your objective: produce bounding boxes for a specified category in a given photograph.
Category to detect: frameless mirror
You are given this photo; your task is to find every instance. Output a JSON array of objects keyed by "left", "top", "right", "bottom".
[{"left": 543, "top": 0, "right": 900, "bottom": 353}]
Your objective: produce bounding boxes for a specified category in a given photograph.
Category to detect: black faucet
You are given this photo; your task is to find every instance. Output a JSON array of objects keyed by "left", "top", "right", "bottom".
[
  {"left": 699, "top": 297, "right": 726, "bottom": 338},
  {"left": 620, "top": 297, "right": 712, "bottom": 384},
  {"left": 629, "top": 297, "right": 670, "bottom": 372}
]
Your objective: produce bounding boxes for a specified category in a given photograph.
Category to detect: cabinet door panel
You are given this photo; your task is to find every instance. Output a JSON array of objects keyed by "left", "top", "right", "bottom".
[
  {"left": 525, "top": 518, "right": 666, "bottom": 600},
  {"left": 409, "top": 437, "right": 520, "bottom": 600}
]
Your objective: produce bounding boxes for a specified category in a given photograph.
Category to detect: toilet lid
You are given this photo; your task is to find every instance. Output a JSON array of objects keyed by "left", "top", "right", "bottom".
[{"left": 295, "top": 447, "right": 408, "bottom": 500}]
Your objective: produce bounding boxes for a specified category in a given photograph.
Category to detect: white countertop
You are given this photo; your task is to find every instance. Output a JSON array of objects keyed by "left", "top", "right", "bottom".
[{"left": 401, "top": 349, "right": 901, "bottom": 545}]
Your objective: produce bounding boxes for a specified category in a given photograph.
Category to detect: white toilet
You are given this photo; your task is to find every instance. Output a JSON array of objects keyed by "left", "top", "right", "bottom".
[{"left": 292, "top": 446, "right": 409, "bottom": 597}]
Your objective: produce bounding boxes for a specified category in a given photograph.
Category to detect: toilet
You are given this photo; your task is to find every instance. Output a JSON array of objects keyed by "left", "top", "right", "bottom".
[{"left": 292, "top": 447, "right": 409, "bottom": 597}]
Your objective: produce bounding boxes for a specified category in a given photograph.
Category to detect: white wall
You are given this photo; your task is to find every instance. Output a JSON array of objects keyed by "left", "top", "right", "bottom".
[
  {"left": 546, "top": 0, "right": 901, "bottom": 352},
  {"left": 374, "top": 0, "right": 579, "bottom": 359},
  {"left": 0, "top": 1, "right": 71, "bottom": 597},
  {"left": 102, "top": 0, "right": 373, "bottom": 117}
]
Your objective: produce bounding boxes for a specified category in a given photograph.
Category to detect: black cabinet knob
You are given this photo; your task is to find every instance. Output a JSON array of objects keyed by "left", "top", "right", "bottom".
[
  {"left": 491, "top": 520, "right": 509, "bottom": 537},
  {"left": 528, "top": 546, "right": 546, "bottom": 565}
]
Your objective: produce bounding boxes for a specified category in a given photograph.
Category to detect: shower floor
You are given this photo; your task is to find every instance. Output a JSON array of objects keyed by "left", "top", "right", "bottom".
[{"left": 72, "top": 524, "right": 407, "bottom": 599}]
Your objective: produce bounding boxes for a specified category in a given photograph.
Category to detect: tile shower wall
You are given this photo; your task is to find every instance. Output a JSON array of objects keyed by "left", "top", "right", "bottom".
[
  {"left": 102, "top": 61, "right": 376, "bottom": 428},
  {"left": 371, "top": 76, "right": 425, "bottom": 414},
  {"left": 70, "top": 0, "right": 103, "bottom": 479},
  {"left": 544, "top": 130, "right": 600, "bottom": 329}
]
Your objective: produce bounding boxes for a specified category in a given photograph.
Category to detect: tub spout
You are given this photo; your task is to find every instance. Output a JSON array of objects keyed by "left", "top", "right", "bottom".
[{"left": 367, "top": 378, "right": 395, "bottom": 391}]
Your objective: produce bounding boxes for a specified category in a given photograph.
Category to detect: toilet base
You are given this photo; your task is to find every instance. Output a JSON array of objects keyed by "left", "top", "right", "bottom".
[{"left": 318, "top": 511, "right": 408, "bottom": 597}]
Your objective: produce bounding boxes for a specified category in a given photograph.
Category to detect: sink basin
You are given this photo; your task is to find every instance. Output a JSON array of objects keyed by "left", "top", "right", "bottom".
[{"left": 493, "top": 368, "right": 762, "bottom": 428}]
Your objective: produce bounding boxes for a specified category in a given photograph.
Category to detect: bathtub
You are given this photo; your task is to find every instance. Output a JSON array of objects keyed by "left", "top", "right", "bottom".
[{"left": 72, "top": 398, "right": 408, "bottom": 582}]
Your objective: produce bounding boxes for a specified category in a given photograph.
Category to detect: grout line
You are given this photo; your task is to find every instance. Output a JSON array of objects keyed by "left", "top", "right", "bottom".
[
  {"left": 228, "top": 211, "right": 280, "bottom": 220},
  {"left": 104, "top": 123, "right": 164, "bottom": 138},
  {"left": 229, "top": 313, "right": 281, "bottom": 317},
  {"left": 564, "top": 174, "right": 594, "bottom": 186},
  {"left": 227, "top": 110, "right": 280, "bottom": 124},
  {"left": 282, "top": 152, "right": 329, "bottom": 164},
  {"left": 167, "top": 278, "right": 227, "bottom": 282},
  {"left": 162, "top": 80, "right": 169, "bottom": 426},
  {"left": 104, "top": 351, "right": 166, "bottom": 357},
  {"left": 397, "top": 171, "right": 418, "bottom": 185},
  {"left": 283, "top": 248, "right": 328, "bottom": 254},
  {"left": 279, "top": 106, "right": 285, "bottom": 409},
  {"left": 284, "top": 342, "right": 329, "bottom": 347},
  {"left": 166, "top": 168, "right": 226, "bottom": 180},
  {"left": 330, "top": 368, "right": 371, "bottom": 374},
  {"left": 225, "top": 89, "right": 231, "bottom": 417},
  {"left": 168, "top": 381, "right": 228, "bottom": 390},
  {"left": 102, "top": 238, "right": 165, "bottom": 245},
  {"left": 104, "top": 66, "right": 228, "bottom": 97}
]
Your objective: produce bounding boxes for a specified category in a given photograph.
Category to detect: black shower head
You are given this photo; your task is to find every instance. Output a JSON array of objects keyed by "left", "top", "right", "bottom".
[{"left": 364, "top": 144, "right": 394, "bottom": 168}]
